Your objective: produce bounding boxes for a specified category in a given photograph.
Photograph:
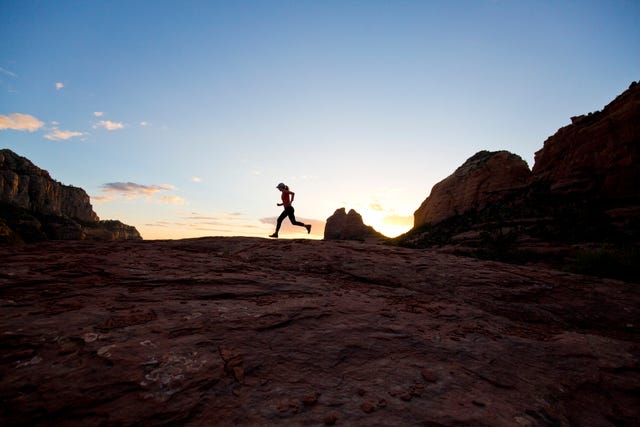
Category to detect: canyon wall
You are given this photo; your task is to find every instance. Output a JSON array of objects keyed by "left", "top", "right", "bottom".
[
  {"left": 532, "top": 81, "right": 640, "bottom": 203},
  {"left": 0, "top": 149, "right": 141, "bottom": 243},
  {"left": 402, "top": 82, "right": 640, "bottom": 267}
]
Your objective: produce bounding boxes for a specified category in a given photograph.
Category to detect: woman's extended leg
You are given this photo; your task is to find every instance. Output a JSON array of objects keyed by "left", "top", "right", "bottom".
[
  {"left": 288, "top": 206, "right": 312, "bottom": 233},
  {"left": 286, "top": 206, "right": 305, "bottom": 227}
]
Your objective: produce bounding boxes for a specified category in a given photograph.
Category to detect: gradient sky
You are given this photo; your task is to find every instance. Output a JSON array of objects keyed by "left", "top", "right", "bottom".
[{"left": 1, "top": 0, "right": 639, "bottom": 239}]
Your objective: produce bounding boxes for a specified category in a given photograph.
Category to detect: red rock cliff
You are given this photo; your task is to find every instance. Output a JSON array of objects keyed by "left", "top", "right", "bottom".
[
  {"left": 1, "top": 149, "right": 99, "bottom": 222},
  {"left": 414, "top": 150, "right": 531, "bottom": 227},
  {"left": 532, "top": 81, "right": 640, "bottom": 204},
  {"left": 0, "top": 149, "right": 141, "bottom": 243},
  {"left": 403, "top": 82, "right": 640, "bottom": 260}
]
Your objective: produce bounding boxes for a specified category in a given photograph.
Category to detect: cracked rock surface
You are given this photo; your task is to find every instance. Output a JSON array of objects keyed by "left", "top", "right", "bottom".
[{"left": 1, "top": 237, "right": 638, "bottom": 426}]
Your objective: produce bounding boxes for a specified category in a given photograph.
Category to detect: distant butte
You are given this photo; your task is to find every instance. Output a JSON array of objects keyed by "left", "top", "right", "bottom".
[{"left": 323, "top": 207, "right": 385, "bottom": 242}]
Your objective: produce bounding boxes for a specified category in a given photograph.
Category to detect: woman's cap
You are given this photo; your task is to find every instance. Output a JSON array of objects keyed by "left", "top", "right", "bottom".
[{"left": 276, "top": 183, "right": 286, "bottom": 189}]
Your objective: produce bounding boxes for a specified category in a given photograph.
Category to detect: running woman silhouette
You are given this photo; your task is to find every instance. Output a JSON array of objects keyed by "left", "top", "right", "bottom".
[{"left": 270, "top": 183, "right": 311, "bottom": 238}]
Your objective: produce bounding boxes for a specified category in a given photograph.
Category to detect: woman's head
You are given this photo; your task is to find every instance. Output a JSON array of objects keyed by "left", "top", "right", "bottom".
[{"left": 276, "top": 182, "right": 288, "bottom": 191}]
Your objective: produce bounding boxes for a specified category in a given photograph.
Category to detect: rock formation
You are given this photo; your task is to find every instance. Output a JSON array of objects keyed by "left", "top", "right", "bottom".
[
  {"left": 402, "top": 82, "right": 640, "bottom": 275},
  {"left": 0, "top": 149, "right": 98, "bottom": 222},
  {"left": 0, "top": 149, "right": 141, "bottom": 243},
  {"left": 324, "top": 208, "right": 385, "bottom": 241},
  {"left": 0, "top": 237, "right": 638, "bottom": 425},
  {"left": 532, "top": 81, "right": 640, "bottom": 204},
  {"left": 414, "top": 150, "right": 531, "bottom": 227}
]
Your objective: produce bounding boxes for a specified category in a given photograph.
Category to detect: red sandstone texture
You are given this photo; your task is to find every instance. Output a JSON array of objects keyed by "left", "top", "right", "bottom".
[
  {"left": 1, "top": 237, "right": 638, "bottom": 426},
  {"left": 414, "top": 151, "right": 531, "bottom": 227},
  {"left": 532, "top": 82, "right": 640, "bottom": 202}
]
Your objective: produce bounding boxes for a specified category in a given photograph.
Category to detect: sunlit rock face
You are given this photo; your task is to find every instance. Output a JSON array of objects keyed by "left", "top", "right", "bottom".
[
  {"left": 0, "top": 149, "right": 98, "bottom": 222},
  {"left": 0, "top": 149, "right": 141, "bottom": 243},
  {"left": 414, "top": 150, "right": 531, "bottom": 227},
  {"left": 324, "top": 207, "right": 385, "bottom": 241},
  {"left": 532, "top": 81, "right": 640, "bottom": 205}
]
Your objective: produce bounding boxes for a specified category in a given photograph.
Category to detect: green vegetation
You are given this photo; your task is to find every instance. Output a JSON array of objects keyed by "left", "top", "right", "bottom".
[{"left": 566, "top": 246, "right": 640, "bottom": 283}]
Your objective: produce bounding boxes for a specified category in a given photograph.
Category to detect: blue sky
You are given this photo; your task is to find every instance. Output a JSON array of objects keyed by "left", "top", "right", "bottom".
[{"left": 1, "top": 0, "right": 639, "bottom": 239}]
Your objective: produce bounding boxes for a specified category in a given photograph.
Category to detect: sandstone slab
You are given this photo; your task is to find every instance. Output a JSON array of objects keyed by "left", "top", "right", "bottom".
[{"left": 1, "top": 237, "right": 638, "bottom": 426}]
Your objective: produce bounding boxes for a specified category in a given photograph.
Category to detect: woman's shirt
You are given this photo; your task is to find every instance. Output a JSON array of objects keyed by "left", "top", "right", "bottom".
[{"left": 281, "top": 190, "right": 294, "bottom": 207}]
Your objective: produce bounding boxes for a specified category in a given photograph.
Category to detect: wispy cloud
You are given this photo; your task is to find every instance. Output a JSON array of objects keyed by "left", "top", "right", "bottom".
[
  {"left": 382, "top": 214, "right": 413, "bottom": 226},
  {"left": 139, "top": 121, "right": 151, "bottom": 127},
  {"left": 0, "top": 113, "right": 44, "bottom": 132},
  {"left": 55, "top": 82, "right": 64, "bottom": 90},
  {"left": 93, "top": 111, "right": 104, "bottom": 117},
  {"left": 93, "top": 120, "right": 124, "bottom": 130},
  {"left": 44, "top": 128, "right": 84, "bottom": 141},
  {"left": 101, "top": 182, "right": 174, "bottom": 197},
  {"left": 91, "top": 195, "right": 113, "bottom": 203},
  {"left": 185, "top": 214, "right": 242, "bottom": 221},
  {"left": 192, "top": 177, "right": 202, "bottom": 182},
  {"left": 0, "top": 67, "right": 16, "bottom": 77},
  {"left": 159, "top": 196, "right": 186, "bottom": 205},
  {"left": 370, "top": 203, "right": 384, "bottom": 211},
  {"left": 96, "top": 182, "right": 187, "bottom": 207},
  {"left": 173, "top": 211, "right": 270, "bottom": 236}
]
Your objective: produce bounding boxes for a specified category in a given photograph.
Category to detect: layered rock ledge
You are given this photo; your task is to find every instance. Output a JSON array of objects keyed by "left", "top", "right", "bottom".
[
  {"left": 0, "top": 149, "right": 141, "bottom": 243},
  {"left": 1, "top": 237, "right": 638, "bottom": 426}
]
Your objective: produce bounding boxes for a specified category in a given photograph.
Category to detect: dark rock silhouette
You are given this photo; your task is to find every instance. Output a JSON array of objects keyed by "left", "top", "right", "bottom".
[
  {"left": 400, "top": 82, "right": 640, "bottom": 278},
  {"left": 324, "top": 208, "right": 385, "bottom": 241},
  {"left": 0, "top": 149, "right": 141, "bottom": 243},
  {"left": 0, "top": 237, "right": 638, "bottom": 425}
]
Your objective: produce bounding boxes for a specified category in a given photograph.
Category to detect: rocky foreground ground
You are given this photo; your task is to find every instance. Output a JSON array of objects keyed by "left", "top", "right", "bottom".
[{"left": 1, "top": 237, "right": 638, "bottom": 426}]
